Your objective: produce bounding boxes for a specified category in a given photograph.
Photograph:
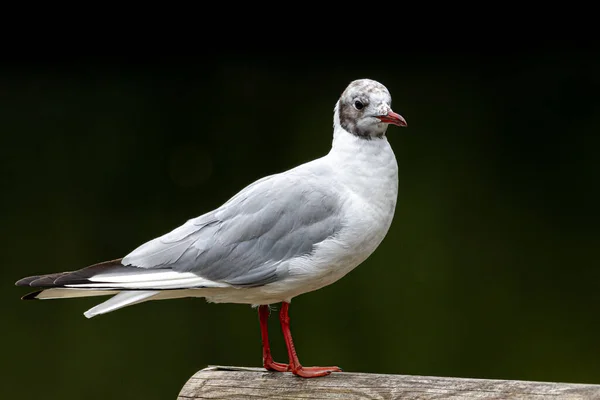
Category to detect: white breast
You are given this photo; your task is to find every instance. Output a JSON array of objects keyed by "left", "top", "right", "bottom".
[{"left": 272, "top": 129, "right": 399, "bottom": 300}]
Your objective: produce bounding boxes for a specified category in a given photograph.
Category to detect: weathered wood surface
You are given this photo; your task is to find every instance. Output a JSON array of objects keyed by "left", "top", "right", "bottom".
[{"left": 178, "top": 366, "right": 600, "bottom": 399}]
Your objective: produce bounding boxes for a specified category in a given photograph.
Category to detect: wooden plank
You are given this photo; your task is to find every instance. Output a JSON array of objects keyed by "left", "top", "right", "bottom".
[{"left": 177, "top": 366, "right": 600, "bottom": 399}]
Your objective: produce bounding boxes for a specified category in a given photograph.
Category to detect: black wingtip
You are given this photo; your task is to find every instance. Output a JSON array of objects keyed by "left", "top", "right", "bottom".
[
  {"left": 15, "top": 272, "right": 72, "bottom": 287},
  {"left": 15, "top": 257, "right": 125, "bottom": 289},
  {"left": 15, "top": 276, "right": 40, "bottom": 287},
  {"left": 21, "top": 290, "right": 43, "bottom": 300}
]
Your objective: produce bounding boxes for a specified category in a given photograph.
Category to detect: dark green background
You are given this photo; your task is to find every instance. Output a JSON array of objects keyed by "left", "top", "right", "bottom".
[{"left": 2, "top": 51, "right": 599, "bottom": 399}]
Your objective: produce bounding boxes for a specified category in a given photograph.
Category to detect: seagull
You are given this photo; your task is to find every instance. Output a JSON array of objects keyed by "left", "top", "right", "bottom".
[{"left": 16, "top": 78, "right": 407, "bottom": 378}]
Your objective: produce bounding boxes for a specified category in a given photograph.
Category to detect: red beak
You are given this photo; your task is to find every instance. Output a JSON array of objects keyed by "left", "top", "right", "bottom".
[{"left": 377, "top": 111, "right": 407, "bottom": 127}]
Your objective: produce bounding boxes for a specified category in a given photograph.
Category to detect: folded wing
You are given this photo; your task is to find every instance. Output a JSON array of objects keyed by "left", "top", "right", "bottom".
[{"left": 123, "top": 165, "right": 343, "bottom": 287}]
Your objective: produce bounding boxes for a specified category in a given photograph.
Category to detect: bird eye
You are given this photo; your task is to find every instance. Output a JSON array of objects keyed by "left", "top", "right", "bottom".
[{"left": 354, "top": 100, "right": 364, "bottom": 110}]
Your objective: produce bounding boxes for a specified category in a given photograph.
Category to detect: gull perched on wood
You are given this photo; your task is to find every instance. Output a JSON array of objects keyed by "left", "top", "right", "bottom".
[{"left": 16, "top": 78, "right": 407, "bottom": 378}]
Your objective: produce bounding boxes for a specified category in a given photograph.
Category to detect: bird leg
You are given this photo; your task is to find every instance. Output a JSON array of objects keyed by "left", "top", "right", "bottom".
[
  {"left": 278, "top": 302, "right": 342, "bottom": 378},
  {"left": 258, "top": 305, "right": 289, "bottom": 372}
]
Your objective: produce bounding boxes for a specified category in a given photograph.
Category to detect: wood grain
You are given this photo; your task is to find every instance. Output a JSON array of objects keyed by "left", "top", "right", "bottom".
[{"left": 177, "top": 366, "right": 600, "bottom": 399}]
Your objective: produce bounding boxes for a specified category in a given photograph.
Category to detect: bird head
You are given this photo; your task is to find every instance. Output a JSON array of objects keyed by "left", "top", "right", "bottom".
[{"left": 335, "top": 79, "right": 407, "bottom": 139}]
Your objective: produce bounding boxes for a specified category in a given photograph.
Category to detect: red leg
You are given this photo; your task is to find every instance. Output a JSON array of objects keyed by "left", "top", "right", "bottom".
[
  {"left": 258, "top": 305, "right": 289, "bottom": 372},
  {"left": 279, "top": 302, "right": 342, "bottom": 378}
]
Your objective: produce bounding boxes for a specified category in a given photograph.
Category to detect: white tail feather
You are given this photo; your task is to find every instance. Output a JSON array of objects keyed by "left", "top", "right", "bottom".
[
  {"left": 89, "top": 270, "right": 199, "bottom": 283},
  {"left": 34, "top": 288, "right": 119, "bottom": 300},
  {"left": 84, "top": 291, "right": 159, "bottom": 318},
  {"left": 68, "top": 270, "right": 228, "bottom": 290}
]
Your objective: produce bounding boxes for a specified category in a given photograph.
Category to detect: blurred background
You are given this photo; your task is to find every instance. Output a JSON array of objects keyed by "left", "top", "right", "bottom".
[{"left": 2, "top": 50, "right": 599, "bottom": 399}]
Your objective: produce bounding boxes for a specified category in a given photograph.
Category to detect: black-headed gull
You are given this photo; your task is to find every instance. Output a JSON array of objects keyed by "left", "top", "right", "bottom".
[{"left": 16, "top": 78, "right": 407, "bottom": 378}]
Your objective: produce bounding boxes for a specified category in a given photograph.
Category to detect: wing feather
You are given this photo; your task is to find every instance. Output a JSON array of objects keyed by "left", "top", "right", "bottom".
[{"left": 122, "top": 162, "right": 343, "bottom": 287}]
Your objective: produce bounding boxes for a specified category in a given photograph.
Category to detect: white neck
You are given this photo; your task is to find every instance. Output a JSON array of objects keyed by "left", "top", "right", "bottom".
[
  {"left": 327, "top": 114, "right": 398, "bottom": 202},
  {"left": 331, "top": 108, "right": 391, "bottom": 156}
]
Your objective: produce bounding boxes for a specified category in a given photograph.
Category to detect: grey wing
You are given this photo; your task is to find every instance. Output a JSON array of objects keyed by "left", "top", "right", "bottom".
[{"left": 121, "top": 167, "right": 343, "bottom": 287}]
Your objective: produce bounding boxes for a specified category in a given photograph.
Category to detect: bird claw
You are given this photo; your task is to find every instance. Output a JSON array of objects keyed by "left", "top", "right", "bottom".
[
  {"left": 291, "top": 366, "right": 342, "bottom": 378},
  {"left": 264, "top": 359, "right": 342, "bottom": 377},
  {"left": 264, "top": 360, "right": 291, "bottom": 372}
]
